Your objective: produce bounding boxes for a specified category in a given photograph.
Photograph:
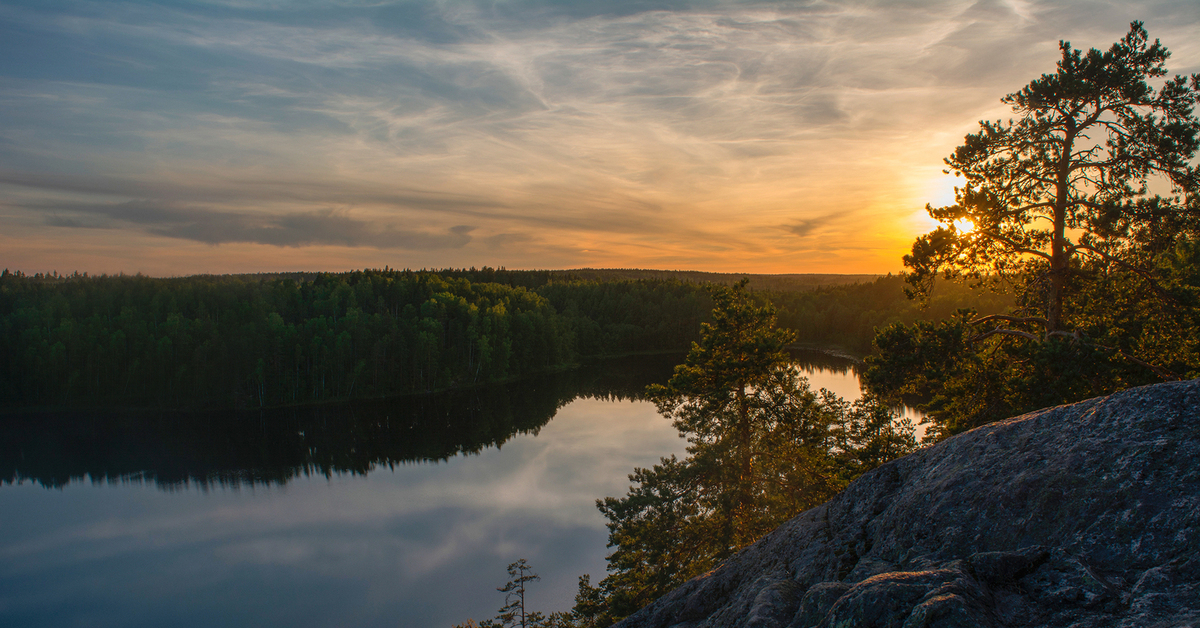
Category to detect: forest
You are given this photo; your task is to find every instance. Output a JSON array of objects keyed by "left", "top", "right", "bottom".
[{"left": 0, "top": 268, "right": 1000, "bottom": 410}]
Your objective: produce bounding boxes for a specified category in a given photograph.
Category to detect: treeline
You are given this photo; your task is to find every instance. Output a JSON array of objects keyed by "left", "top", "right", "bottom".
[
  {"left": 0, "top": 268, "right": 1004, "bottom": 409},
  {"left": 0, "top": 269, "right": 711, "bottom": 408},
  {"left": 391, "top": 268, "right": 1010, "bottom": 356},
  {"left": 228, "top": 267, "right": 875, "bottom": 293},
  {"left": 774, "top": 277, "right": 1011, "bottom": 354},
  {"left": 541, "top": 268, "right": 879, "bottom": 292}
]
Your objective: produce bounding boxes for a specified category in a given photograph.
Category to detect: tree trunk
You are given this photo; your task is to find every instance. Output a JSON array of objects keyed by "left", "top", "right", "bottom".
[
  {"left": 1048, "top": 227, "right": 1066, "bottom": 334},
  {"left": 736, "top": 381, "right": 752, "bottom": 545},
  {"left": 1048, "top": 127, "right": 1075, "bottom": 334}
]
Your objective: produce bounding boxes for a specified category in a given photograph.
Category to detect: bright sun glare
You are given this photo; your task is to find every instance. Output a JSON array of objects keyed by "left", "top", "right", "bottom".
[
  {"left": 908, "top": 172, "right": 970, "bottom": 236},
  {"left": 926, "top": 173, "right": 961, "bottom": 208}
]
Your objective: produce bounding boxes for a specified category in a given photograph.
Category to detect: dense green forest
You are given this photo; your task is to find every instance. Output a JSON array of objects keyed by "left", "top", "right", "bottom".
[
  {"left": 0, "top": 268, "right": 1003, "bottom": 409},
  {"left": 0, "top": 269, "right": 704, "bottom": 408},
  {"left": 773, "top": 277, "right": 1010, "bottom": 353}
]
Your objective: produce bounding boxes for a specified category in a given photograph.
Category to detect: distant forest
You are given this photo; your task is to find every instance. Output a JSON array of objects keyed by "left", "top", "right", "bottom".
[{"left": 0, "top": 267, "right": 1005, "bottom": 409}]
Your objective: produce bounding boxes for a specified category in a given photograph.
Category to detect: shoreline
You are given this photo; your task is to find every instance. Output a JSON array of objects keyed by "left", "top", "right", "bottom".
[{"left": 0, "top": 346, "right": 864, "bottom": 416}]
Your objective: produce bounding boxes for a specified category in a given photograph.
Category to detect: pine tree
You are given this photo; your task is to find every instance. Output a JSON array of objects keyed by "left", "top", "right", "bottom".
[
  {"left": 868, "top": 22, "right": 1200, "bottom": 438},
  {"left": 492, "top": 559, "right": 541, "bottom": 628},
  {"left": 585, "top": 281, "right": 915, "bottom": 623}
]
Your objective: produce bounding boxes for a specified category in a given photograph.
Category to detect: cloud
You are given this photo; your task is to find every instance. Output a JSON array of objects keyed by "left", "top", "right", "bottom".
[
  {"left": 43, "top": 215, "right": 99, "bottom": 229},
  {"left": 1, "top": 0, "right": 1198, "bottom": 273},
  {"left": 0, "top": 170, "right": 508, "bottom": 215},
  {"left": 783, "top": 213, "right": 838, "bottom": 238},
  {"left": 484, "top": 232, "right": 533, "bottom": 249},
  {"left": 149, "top": 211, "right": 476, "bottom": 249},
  {"left": 34, "top": 198, "right": 475, "bottom": 249}
]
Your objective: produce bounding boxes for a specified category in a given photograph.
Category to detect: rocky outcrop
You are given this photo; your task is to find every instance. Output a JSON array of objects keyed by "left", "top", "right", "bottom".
[{"left": 616, "top": 380, "right": 1200, "bottom": 628}]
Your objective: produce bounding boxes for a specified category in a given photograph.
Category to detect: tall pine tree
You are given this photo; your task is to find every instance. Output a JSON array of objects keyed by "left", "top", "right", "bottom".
[{"left": 582, "top": 281, "right": 914, "bottom": 624}]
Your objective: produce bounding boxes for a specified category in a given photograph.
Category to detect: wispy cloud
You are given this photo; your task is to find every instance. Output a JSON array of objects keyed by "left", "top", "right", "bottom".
[
  {"left": 783, "top": 213, "right": 839, "bottom": 238},
  {"left": 1, "top": 0, "right": 1197, "bottom": 273},
  {"left": 30, "top": 197, "right": 476, "bottom": 248}
]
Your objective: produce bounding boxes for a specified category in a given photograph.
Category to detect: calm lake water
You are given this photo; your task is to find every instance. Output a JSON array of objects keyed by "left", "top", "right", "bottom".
[{"left": 0, "top": 352, "right": 914, "bottom": 628}]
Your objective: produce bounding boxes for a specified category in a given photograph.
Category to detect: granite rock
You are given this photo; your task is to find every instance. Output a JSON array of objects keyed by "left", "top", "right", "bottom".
[{"left": 615, "top": 379, "right": 1200, "bottom": 628}]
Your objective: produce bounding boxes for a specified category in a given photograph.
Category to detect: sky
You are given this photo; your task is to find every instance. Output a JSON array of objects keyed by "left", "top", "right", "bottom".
[{"left": 1, "top": 0, "right": 1197, "bottom": 276}]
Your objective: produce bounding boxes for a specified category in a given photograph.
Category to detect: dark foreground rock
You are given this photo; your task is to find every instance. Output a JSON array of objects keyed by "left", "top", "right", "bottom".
[{"left": 616, "top": 380, "right": 1200, "bottom": 628}]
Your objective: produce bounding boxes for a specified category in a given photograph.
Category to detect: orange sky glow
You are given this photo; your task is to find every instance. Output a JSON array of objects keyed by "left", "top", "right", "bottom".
[{"left": 1, "top": 1, "right": 1197, "bottom": 276}]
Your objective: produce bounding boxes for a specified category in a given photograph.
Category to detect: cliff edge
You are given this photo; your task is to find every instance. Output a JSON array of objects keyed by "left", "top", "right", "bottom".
[{"left": 616, "top": 379, "right": 1200, "bottom": 628}]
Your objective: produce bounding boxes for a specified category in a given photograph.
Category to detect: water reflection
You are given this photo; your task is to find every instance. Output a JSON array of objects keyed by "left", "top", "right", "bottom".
[
  {"left": 0, "top": 352, "right": 919, "bottom": 628},
  {"left": 0, "top": 356, "right": 693, "bottom": 628},
  {"left": 1, "top": 354, "right": 684, "bottom": 490}
]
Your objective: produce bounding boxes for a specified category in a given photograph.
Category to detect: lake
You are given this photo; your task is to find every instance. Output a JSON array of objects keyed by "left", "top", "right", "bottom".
[{"left": 0, "top": 352, "right": 915, "bottom": 628}]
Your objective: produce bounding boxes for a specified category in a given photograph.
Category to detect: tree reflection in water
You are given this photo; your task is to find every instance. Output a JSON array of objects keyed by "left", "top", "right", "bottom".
[{"left": 1, "top": 354, "right": 684, "bottom": 490}]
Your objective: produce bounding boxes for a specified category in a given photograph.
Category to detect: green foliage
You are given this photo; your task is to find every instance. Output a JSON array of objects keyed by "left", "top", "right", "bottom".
[
  {"left": 867, "top": 23, "right": 1200, "bottom": 439},
  {"left": 645, "top": 281, "right": 817, "bottom": 549},
  {"left": 568, "top": 575, "right": 607, "bottom": 628},
  {"left": 0, "top": 269, "right": 574, "bottom": 407},
  {"left": 0, "top": 270, "right": 713, "bottom": 408},
  {"left": 2, "top": 267, "right": 995, "bottom": 409},
  {"left": 455, "top": 559, "right": 578, "bottom": 628},
  {"left": 904, "top": 23, "right": 1199, "bottom": 324},
  {"left": 537, "top": 280, "right": 712, "bottom": 357},
  {"left": 579, "top": 283, "right": 916, "bottom": 625},
  {"left": 768, "top": 275, "right": 1010, "bottom": 354},
  {"left": 494, "top": 559, "right": 540, "bottom": 628}
]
